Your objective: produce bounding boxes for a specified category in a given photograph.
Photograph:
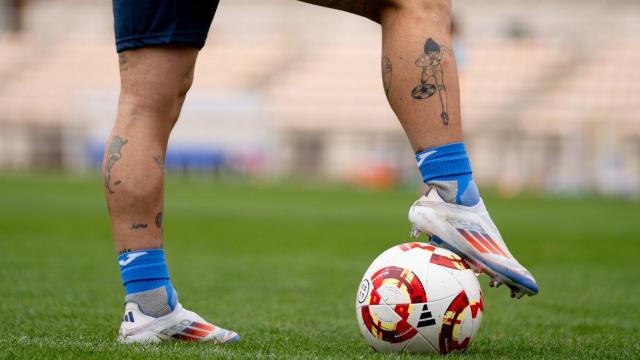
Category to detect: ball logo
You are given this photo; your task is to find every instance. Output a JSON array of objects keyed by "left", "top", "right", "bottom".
[{"left": 357, "top": 279, "right": 369, "bottom": 304}]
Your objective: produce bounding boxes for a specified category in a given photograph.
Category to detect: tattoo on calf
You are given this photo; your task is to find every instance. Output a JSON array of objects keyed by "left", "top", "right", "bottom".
[
  {"left": 131, "top": 223, "right": 148, "bottom": 230},
  {"left": 104, "top": 136, "right": 127, "bottom": 194},
  {"left": 411, "top": 38, "right": 450, "bottom": 125},
  {"left": 155, "top": 212, "right": 163, "bottom": 229},
  {"left": 118, "top": 248, "right": 133, "bottom": 255},
  {"left": 118, "top": 53, "right": 128, "bottom": 72},
  {"left": 153, "top": 154, "right": 164, "bottom": 170},
  {"left": 382, "top": 56, "right": 392, "bottom": 98}
]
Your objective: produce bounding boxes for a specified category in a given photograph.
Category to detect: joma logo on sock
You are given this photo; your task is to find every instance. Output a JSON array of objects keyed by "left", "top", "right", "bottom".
[
  {"left": 416, "top": 150, "right": 437, "bottom": 167},
  {"left": 118, "top": 252, "right": 148, "bottom": 266}
]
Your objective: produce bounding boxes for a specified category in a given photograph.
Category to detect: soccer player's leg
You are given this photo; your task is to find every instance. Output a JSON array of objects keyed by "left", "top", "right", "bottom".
[
  {"left": 383, "top": 0, "right": 537, "bottom": 298},
  {"left": 106, "top": 0, "right": 239, "bottom": 343},
  {"left": 302, "top": 0, "right": 538, "bottom": 297},
  {"left": 106, "top": 46, "right": 239, "bottom": 344}
]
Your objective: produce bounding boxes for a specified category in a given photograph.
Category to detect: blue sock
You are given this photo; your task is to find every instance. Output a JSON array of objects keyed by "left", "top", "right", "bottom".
[
  {"left": 416, "top": 142, "right": 480, "bottom": 206},
  {"left": 118, "top": 249, "right": 177, "bottom": 317}
]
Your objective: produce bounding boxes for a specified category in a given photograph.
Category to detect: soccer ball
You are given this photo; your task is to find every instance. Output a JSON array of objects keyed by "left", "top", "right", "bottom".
[{"left": 355, "top": 242, "right": 483, "bottom": 354}]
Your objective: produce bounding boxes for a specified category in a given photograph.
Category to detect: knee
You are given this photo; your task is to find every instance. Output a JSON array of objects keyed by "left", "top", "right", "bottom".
[
  {"left": 117, "top": 48, "right": 197, "bottom": 124},
  {"left": 380, "top": 0, "right": 451, "bottom": 29},
  {"left": 118, "top": 70, "right": 193, "bottom": 122}
]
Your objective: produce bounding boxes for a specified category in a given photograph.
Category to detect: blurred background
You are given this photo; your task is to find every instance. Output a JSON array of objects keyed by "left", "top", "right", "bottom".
[
  {"left": 0, "top": 0, "right": 639, "bottom": 196},
  {"left": 1, "top": 2, "right": 639, "bottom": 357}
]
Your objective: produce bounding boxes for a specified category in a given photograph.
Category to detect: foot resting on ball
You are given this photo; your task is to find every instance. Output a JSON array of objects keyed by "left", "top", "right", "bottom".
[
  {"left": 408, "top": 188, "right": 539, "bottom": 298},
  {"left": 412, "top": 142, "right": 538, "bottom": 298}
]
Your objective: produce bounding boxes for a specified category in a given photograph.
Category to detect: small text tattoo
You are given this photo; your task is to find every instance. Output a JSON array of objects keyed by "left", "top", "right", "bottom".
[
  {"left": 155, "top": 212, "right": 163, "bottom": 229},
  {"left": 118, "top": 248, "right": 133, "bottom": 255},
  {"left": 382, "top": 56, "right": 392, "bottom": 98},
  {"left": 411, "top": 38, "right": 450, "bottom": 125},
  {"left": 131, "top": 223, "right": 148, "bottom": 230},
  {"left": 104, "top": 136, "right": 128, "bottom": 194}
]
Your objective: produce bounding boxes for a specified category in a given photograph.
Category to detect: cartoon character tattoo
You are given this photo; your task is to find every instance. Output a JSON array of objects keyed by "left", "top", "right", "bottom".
[
  {"left": 411, "top": 38, "right": 450, "bottom": 125},
  {"left": 104, "top": 136, "right": 127, "bottom": 194}
]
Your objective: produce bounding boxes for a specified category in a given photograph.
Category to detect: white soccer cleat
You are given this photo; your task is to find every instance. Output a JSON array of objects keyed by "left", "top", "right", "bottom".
[
  {"left": 118, "top": 302, "right": 240, "bottom": 344},
  {"left": 408, "top": 188, "right": 539, "bottom": 298}
]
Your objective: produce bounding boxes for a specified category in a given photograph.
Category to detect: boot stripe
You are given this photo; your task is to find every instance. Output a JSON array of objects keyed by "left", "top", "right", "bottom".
[
  {"left": 457, "top": 229, "right": 488, "bottom": 253},
  {"left": 469, "top": 230, "right": 500, "bottom": 255}
]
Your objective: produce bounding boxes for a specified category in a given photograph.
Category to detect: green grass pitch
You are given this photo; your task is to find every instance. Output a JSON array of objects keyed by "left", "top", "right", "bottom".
[{"left": 0, "top": 174, "right": 639, "bottom": 359}]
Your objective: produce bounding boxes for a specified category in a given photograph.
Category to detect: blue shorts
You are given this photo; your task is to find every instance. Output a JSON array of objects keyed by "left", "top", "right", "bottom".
[{"left": 112, "top": 0, "right": 220, "bottom": 53}]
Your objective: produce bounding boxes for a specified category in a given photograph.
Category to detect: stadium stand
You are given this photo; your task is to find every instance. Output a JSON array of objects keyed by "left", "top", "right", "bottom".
[{"left": 0, "top": 0, "right": 638, "bottom": 195}]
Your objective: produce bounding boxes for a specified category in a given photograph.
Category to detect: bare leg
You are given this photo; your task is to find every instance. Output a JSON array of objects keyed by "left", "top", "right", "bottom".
[
  {"left": 105, "top": 46, "right": 246, "bottom": 335},
  {"left": 381, "top": 1, "right": 461, "bottom": 151},
  {"left": 299, "top": 0, "right": 461, "bottom": 152},
  {"left": 104, "top": 46, "right": 198, "bottom": 254}
]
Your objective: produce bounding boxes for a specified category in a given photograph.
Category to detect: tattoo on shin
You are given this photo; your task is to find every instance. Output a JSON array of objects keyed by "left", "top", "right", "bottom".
[
  {"left": 104, "top": 136, "right": 128, "bottom": 194},
  {"left": 131, "top": 223, "right": 148, "bottom": 230},
  {"left": 155, "top": 212, "right": 163, "bottom": 229},
  {"left": 411, "top": 38, "right": 450, "bottom": 125},
  {"left": 382, "top": 56, "right": 392, "bottom": 98}
]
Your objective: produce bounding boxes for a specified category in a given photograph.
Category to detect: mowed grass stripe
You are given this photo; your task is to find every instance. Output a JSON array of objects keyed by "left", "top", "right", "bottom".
[{"left": 0, "top": 174, "right": 639, "bottom": 359}]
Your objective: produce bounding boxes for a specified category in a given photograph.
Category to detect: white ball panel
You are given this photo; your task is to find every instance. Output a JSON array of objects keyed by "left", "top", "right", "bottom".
[
  {"left": 402, "top": 332, "right": 438, "bottom": 353},
  {"left": 424, "top": 263, "right": 464, "bottom": 301}
]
